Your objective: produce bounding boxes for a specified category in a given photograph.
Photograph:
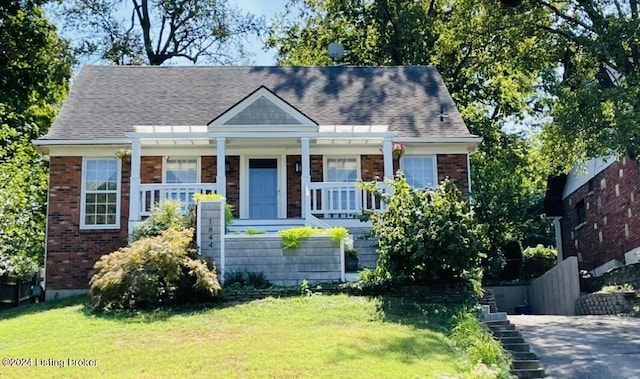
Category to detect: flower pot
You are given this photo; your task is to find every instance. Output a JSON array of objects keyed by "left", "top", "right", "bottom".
[
  {"left": 514, "top": 304, "right": 533, "bottom": 315},
  {"left": 345, "top": 256, "right": 359, "bottom": 272}
]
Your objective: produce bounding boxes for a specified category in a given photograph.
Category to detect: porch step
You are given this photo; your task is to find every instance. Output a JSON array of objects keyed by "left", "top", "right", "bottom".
[{"left": 228, "top": 219, "right": 306, "bottom": 233}]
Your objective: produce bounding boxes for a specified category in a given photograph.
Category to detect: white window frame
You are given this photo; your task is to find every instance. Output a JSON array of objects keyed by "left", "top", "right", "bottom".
[
  {"left": 163, "top": 157, "right": 201, "bottom": 184},
  {"left": 80, "top": 157, "right": 121, "bottom": 230},
  {"left": 323, "top": 156, "right": 361, "bottom": 182},
  {"left": 400, "top": 155, "right": 438, "bottom": 189}
]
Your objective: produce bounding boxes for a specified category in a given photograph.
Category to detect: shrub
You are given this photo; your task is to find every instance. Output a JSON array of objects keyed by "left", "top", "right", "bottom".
[
  {"left": 0, "top": 252, "right": 39, "bottom": 279},
  {"left": 449, "top": 312, "right": 511, "bottom": 378},
  {"left": 89, "top": 228, "right": 221, "bottom": 310},
  {"left": 359, "top": 175, "right": 488, "bottom": 290},
  {"left": 223, "top": 270, "right": 271, "bottom": 289},
  {"left": 520, "top": 245, "right": 557, "bottom": 281},
  {"left": 194, "top": 193, "right": 234, "bottom": 227},
  {"left": 598, "top": 284, "right": 634, "bottom": 293},
  {"left": 278, "top": 226, "right": 349, "bottom": 249},
  {"left": 130, "top": 200, "right": 189, "bottom": 243}
]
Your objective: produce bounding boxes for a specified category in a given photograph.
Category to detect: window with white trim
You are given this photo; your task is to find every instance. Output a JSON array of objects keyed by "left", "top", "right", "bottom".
[
  {"left": 165, "top": 158, "right": 198, "bottom": 184},
  {"left": 401, "top": 156, "right": 437, "bottom": 189},
  {"left": 164, "top": 158, "right": 199, "bottom": 205},
  {"left": 325, "top": 157, "right": 359, "bottom": 213},
  {"left": 81, "top": 158, "right": 120, "bottom": 229}
]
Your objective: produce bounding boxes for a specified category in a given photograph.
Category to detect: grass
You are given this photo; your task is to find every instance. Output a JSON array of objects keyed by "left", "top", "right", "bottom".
[{"left": 0, "top": 294, "right": 468, "bottom": 379}]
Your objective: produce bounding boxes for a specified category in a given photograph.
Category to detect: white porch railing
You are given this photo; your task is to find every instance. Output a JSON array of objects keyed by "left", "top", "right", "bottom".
[
  {"left": 307, "top": 181, "right": 387, "bottom": 219},
  {"left": 138, "top": 183, "right": 218, "bottom": 217}
]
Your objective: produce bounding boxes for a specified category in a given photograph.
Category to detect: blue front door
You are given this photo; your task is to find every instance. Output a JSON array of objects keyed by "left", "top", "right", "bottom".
[{"left": 249, "top": 159, "right": 278, "bottom": 219}]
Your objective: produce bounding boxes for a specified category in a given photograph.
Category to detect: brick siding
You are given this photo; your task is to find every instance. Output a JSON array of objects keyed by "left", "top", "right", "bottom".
[
  {"left": 561, "top": 158, "right": 640, "bottom": 271},
  {"left": 46, "top": 157, "right": 129, "bottom": 290},
  {"left": 437, "top": 154, "right": 469, "bottom": 196}
]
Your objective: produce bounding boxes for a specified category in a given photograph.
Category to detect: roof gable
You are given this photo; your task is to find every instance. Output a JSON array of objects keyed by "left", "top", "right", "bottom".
[{"left": 209, "top": 86, "right": 316, "bottom": 128}]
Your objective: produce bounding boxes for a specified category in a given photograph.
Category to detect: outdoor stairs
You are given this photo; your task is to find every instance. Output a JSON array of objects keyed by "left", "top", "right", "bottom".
[{"left": 485, "top": 319, "right": 546, "bottom": 379}]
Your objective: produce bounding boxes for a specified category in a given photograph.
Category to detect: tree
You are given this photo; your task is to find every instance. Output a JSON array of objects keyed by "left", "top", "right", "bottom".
[
  {"left": 520, "top": 0, "right": 640, "bottom": 163},
  {"left": 0, "top": 0, "right": 73, "bottom": 264},
  {"left": 57, "top": 0, "right": 266, "bottom": 65},
  {"left": 268, "top": 0, "right": 557, "bottom": 277}
]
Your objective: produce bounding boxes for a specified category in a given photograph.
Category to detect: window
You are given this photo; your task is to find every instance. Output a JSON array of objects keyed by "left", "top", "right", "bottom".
[
  {"left": 164, "top": 158, "right": 199, "bottom": 204},
  {"left": 165, "top": 158, "right": 198, "bottom": 184},
  {"left": 401, "top": 156, "right": 437, "bottom": 189},
  {"left": 81, "top": 158, "right": 120, "bottom": 229},
  {"left": 576, "top": 199, "right": 586, "bottom": 226},
  {"left": 325, "top": 157, "right": 359, "bottom": 213}
]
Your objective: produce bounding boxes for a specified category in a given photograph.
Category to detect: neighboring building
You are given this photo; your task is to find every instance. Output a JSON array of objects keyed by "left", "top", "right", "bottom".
[
  {"left": 545, "top": 156, "right": 640, "bottom": 276},
  {"left": 34, "top": 65, "right": 481, "bottom": 297}
]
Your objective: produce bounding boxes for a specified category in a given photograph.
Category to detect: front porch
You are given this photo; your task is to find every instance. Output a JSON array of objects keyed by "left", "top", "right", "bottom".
[{"left": 127, "top": 124, "right": 397, "bottom": 231}]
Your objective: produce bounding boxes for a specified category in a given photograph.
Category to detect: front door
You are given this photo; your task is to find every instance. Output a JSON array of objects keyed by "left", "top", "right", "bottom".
[{"left": 249, "top": 159, "right": 278, "bottom": 219}]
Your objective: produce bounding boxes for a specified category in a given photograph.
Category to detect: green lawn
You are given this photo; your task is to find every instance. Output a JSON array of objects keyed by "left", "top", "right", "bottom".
[{"left": 0, "top": 294, "right": 466, "bottom": 378}]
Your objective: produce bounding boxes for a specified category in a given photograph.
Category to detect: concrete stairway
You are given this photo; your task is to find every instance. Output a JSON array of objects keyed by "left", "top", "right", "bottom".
[{"left": 485, "top": 320, "right": 546, "bottom": 379}]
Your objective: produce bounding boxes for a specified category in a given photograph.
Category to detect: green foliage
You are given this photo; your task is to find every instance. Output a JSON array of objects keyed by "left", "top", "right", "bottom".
[
  {"left": 0, "top": 251, "right": 40, "bottom": 279},
  {"left": 0, "top": 1, "right": 72, "bottom": 266},
  {"left": 131, "top": 200, "right": 189, "bottom": 243},
  {"left": 223, "top": 270, "right": 271, "bottom": 289},
  {"left": 598, "top": 284, "right": 634, "bottom": 293},
  {"left": 245, "top": 227, "right": 266, "bottom": 235},
  {"left": 520, "top": 245, "right": 557, "bottom": 281},
  {"left": 194, "top": 193, "right": 234, "bottom": 227},
  {"left": 360, "top": 175, "right": 488, "bottom": 288},
  {"left": 278, "top": 226, "right": 349, "bottom": 249},
  {"left": 449, "top": 312, "right": 512, "bottom": 378},
  {"left": 89, "top": 228, "right": 221, "bottom": 310}
]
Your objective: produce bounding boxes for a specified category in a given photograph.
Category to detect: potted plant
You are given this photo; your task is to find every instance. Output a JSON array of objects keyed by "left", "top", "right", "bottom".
[{"left": 344, "top": 248, "right": 359, "bottom": 272}]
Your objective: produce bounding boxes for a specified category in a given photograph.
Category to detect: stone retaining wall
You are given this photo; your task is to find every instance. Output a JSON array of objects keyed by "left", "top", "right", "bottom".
[{"left": 575, "top": 292, "right": 637, "bottom": 315}]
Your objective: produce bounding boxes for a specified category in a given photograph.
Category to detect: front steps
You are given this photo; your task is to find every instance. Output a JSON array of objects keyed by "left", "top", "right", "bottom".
[{"left": 485, "top": 320, "right": 546, "bottom": 379}]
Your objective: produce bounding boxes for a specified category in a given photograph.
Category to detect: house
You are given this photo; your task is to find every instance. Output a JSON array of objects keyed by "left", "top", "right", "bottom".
[
  {"left": 34, "top": 65, "right": 481, "bottom": 298},
  {"left": 544, "top": 156, "right": 640, "bottom": 276}
]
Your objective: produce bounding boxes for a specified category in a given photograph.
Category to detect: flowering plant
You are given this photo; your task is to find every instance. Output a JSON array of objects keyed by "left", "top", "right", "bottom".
[
  {"left": 392, "top": 143, "right": 406, "bottom": 157},
  {"left": 115, "top": 148, "right": 132, "bottom": 160}
]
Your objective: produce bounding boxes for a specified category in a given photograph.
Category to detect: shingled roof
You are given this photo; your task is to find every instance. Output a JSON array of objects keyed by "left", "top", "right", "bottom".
[{"left": 38, "top": 65, "right": 475, "bottom": 141}]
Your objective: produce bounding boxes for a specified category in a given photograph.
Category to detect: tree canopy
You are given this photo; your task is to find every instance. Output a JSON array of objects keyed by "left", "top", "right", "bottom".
[
  {"left": 56, "top": 0, "right": 266, "bottom": 65},
  {"left": 0, "top": 0, "right": 73, "bottom": 264}
]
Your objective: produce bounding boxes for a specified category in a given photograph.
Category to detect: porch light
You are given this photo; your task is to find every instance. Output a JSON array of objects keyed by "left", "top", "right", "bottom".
[
  {"left": 295, "top": 161, "right": 301, "bottom": 173},
  {"left": 225, "top": 160, "right": 231, "bottom": 173}
]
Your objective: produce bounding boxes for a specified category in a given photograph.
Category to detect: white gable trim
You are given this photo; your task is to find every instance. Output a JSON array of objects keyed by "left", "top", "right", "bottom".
[{"left": 209, "top": 86, "right": 317, "bottom": 130}]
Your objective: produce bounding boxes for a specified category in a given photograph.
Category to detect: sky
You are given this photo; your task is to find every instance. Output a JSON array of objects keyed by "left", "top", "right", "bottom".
[{"left": 235, "top": 0, "right": 288, "bottom": 65}]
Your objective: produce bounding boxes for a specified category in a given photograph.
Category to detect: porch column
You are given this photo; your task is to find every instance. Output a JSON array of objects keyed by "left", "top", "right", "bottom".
[
  {"left": 128, "top": 137, "right": 142, "bottom": 224},
  {"left": 216, "top": 137, "right": 226, "bottom": 198},
  {"left": 301, "top": 137, "right": 311, "bottom": 221},
  {"left": 382, "top": 137, "right": 393, "bottom": 179}
]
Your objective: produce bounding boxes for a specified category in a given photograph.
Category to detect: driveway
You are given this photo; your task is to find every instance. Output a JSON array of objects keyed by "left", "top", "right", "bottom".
[{"left": 509, "top": 315, "right": 640, "bottom": 379}]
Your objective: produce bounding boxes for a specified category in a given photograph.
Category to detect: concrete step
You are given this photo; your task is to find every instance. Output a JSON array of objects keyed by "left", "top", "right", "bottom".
[
  {"left": 510, "top": 368, "right": 546, "bottom": 379},
  {"left": 483, "top": 312, "right": 508, "bottom": 322},
  {"left": 487, "top": 323, "right": 516, "bottom": 331},
  {"left": 503, "top": 343, "right": 530, "bottom": 352},
  {"left": 491, "top": 330, "right": 521, "bottom": 338},
  {"left": 510, "top": 351, "right": 538, "bottom": 361},
  {"left": 485, "top": 320, "right": 511, "bottom": 327},
  {"left": 495, "top": 336, "right": 525, "bottom": 344},
  {"left": 512, "top": 360, "right": 542, "bottom": 370}
]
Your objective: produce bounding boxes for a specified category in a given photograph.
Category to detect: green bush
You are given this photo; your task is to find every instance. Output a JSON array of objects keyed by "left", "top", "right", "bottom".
[
  {"left": 360, "top": 175, "right": 488, "bottom": 290},
  {"left": 223, "top": 270, "right": 271, "bottom": 289},
  {"left": 89, "top": 228, "right": 221, "bottom": 310},
  {"left": 0, "top": 252, "right": 39, "bottom": 279},
  {"left": 130, "top": 200, "right": 190, "bottom": 243},
  {"left": 278, "top": 226, "right": 349, "bottom": 249},
  {"left": 520, "top": 245, "right": 557, "bottom": 281},
  {"left": 449, "top": 312, "right": 511, "bottom": 378}
]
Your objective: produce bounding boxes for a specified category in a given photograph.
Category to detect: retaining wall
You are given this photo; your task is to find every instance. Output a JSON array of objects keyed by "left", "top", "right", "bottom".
[
  {"left": 575, "top": 292, "right": 636, "bottom": 315},
  {"left": 529, "top": 256, "right": 580, "bottom": 315}
]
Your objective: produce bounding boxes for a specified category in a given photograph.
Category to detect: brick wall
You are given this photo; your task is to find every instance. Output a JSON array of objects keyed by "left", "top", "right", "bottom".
[
  {"left": 46, "top": 157, "right": 129, "bottom": 290},
  {"left": 141, "top": 156, "right": 162, "bottom": 183},
  {"left": 437, "top": 154, "right": 469, "bottom": 196},
  {"left": 225, "top": 156, "right": 240, "bottom": 218},
  {"left": 287, "top": 155, "right": 302, "bottom": 218},
  {"left": 561, "top": 157, "right": 640, "bottom": 272}
]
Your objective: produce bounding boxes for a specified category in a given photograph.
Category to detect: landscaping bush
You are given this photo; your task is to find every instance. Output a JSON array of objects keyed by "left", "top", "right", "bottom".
[
  {"left": 520, "top": 244, "right": 557, "bottom": 281},
  {"left": 449, "top": 312, "right": 512, "bottom": 378},
  {"left": 360, "top": 175, "right": 488, "bottom": 291},
  {"left": 223, "top": 270, "right": 271, "bottom": 289},
  {"left": 130, "top": 200, "right": 191, "bottom": 243},
  {"left": 0, "top": 251, "right": 39, "bottom": 279},
  {"left": 89, "top": 228, "right": 221, "bottom": 310}
]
